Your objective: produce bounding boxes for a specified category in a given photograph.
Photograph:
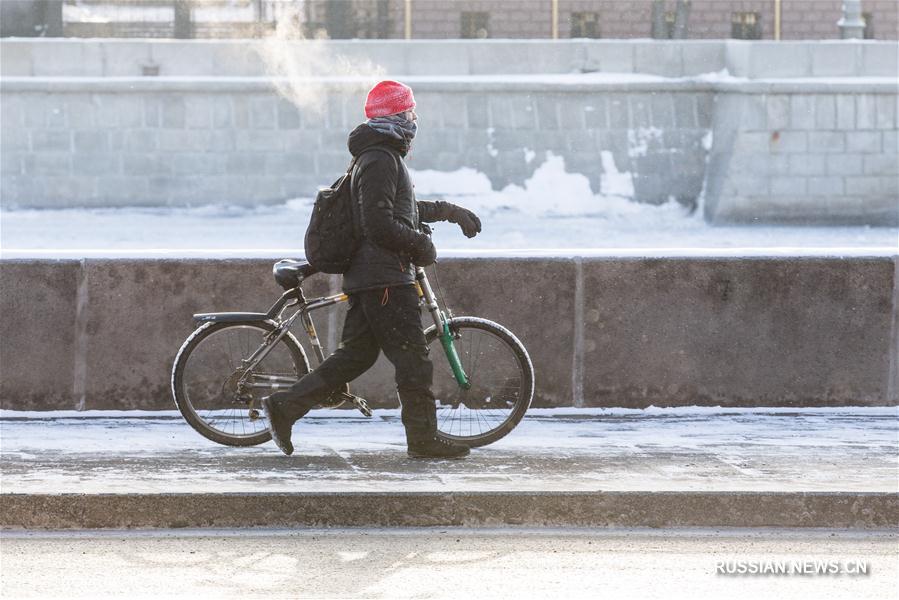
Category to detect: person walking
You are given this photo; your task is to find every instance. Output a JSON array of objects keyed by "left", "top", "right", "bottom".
[{"left": 263, "top": 80, "right": 482, "bottom": 459}]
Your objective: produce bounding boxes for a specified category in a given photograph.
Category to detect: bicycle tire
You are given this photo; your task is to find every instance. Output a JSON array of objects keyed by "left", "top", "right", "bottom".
[
  {"left": 171, "top": 320, "right": 309, "bottom": 447},
  {"left": 427, "top": 317, "right": 534, "bottom": 448}
]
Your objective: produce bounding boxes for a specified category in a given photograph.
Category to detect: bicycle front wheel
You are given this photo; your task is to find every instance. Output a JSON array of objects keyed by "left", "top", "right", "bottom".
[
  {"left": 427, "top": 317, "right": 534, "bottom": 448},
  {"left": 171, "top": 320, "right": 309, "bottom": 446}
]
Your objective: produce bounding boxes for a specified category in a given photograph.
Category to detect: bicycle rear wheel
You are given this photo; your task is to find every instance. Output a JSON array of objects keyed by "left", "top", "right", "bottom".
[
  {"left": 427, "top": 317, "right": 534, "bottom": 448},
  {"left": 171, "top": 321, "right": 309, "bottom": 446}
]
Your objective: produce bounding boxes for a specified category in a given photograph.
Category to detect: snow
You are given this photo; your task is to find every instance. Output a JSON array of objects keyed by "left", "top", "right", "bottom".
[
  {"left": 408, "top": 167, "right": 493, "bottom": 196},
  {"left": 485, "top": 127, "right": 499, "bottom": 158},
  {"left": 2, "top": 406, "right": 894, "bottom": 420},
  {"left": 1, "top": 200, "right": 895, "bottom": 257},
  {"left": 1, "top": 154, "right": 896, "bottom": 258},
  {"left": 409, "top": 147, "right": 639, "bottom": 218},
  {"left": 627, "top": 127, "right": 664, "bottom": 158},
  {"left": 1, "top": 407, "right": 895, "bottom": 493},
  {"left": 599, "top": 151, "right": 635, "bottom": 199},
  {"left": 421, "top": 72, "right": 679, "bottom": 84},
  {"left": 490, "top": 153, "right": 602, "bottom": 216},
  {"left": 692, "top": 69, "right": 748, "bottom": 83}
]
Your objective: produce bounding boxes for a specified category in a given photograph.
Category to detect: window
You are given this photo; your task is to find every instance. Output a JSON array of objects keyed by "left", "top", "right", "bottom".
[
  {"left": 461, "top": 11, "right": 489, "bottom": 39},
  {"left": 664, "top": 11, "right": 676, "bottom": 39},
  {"left": 570, "top": 12, "right": 600, "bottom": 38},
  {"left": 862, "top": 12, "right": 874, "bottom": 39},
  {"left": 731, "top": 12, "right": 761, "bottom": 40},
  {"left": 354, "top": 0, "right": 391, "bottom": 38}
]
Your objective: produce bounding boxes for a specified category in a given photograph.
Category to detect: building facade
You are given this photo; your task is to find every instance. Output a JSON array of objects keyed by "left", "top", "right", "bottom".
[
  {"left": 305, "top": 0, "right": 898, "bottom": 41},
  {"left": 3, "top": 1, "right": 896, "bottom": 41}
]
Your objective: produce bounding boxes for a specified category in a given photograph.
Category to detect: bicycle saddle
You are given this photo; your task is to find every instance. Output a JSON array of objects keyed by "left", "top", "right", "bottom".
[{"left": 273, "top": 259, "right": 318, "bottom": 290}]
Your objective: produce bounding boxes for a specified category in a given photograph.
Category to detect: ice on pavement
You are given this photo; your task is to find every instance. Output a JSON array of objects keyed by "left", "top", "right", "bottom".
[
  {"left": 2, "top": 155, "right": 896, "bottom": 257},
  {"left": 1, "top": 407, "right": 896, "bottom": 494}
]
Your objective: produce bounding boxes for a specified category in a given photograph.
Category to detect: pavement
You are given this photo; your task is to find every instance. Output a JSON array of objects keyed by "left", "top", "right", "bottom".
[
  {"left": 1, "top": 407, "right": 897, "bottom": 529},
  {"left": 2, "top": 528, "right": 897, "bottom": 599}
]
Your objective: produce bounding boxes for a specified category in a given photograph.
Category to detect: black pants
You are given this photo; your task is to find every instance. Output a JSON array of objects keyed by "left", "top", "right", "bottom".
[{"left": 312, "top": 284, "right": 436, "bottom": 438}]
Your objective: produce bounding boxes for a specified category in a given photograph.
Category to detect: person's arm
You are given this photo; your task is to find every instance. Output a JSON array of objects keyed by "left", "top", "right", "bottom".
[
  {"left": 417, "top": 200, "right": 482, "bottom": 238},
  {"left": 357, "top": 154, "right": 435, "bottom": 264},
  {"left": 416, "top": 200, "right": 446, "bottom": 223}
]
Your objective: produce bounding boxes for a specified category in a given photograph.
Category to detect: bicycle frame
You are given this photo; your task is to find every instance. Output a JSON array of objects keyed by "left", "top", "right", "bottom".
[{"left": 237, "top": 266, "right": 470, "bottom": 391}]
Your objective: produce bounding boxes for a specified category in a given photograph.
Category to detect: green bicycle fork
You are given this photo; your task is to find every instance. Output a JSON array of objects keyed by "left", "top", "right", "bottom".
[{"left": 439, "top": 317, "right": 471, "bottom": 389}]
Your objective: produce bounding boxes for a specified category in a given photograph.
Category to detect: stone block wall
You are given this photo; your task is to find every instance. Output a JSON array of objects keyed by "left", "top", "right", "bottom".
[
  {"left": 1, "top": 87, "right": 346, "bottom": 207},
  {"left": 3, "top": 38, "right": 892, "bottom": 78},
  {"left": 706, "top": 86, "right": 898, "bottom": 223},
  {"left": 1, "top": 39, "right": 896, "bottom": 224},
  {"left": 0, "top": 82, "right": 712, "bottom": 208}
]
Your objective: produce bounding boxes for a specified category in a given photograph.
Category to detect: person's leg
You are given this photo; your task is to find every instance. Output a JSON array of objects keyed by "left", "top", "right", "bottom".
[
  {"left": 264, "top": 294, "right": 379, "bottom": 455},
  {"left": 358, "top": 285, "right": 468, "bottom": 458},
  {"left": 315, "top": 302, "right": 381, "bottom": 385}
]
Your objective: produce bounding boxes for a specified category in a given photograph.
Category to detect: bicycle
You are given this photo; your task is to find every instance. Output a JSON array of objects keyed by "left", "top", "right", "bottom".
[{"left": 171, "top": 259, "right": 535, "bottom": 449}]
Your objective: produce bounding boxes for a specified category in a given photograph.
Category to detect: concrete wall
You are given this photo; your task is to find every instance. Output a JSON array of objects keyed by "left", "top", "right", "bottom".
[
  {"left": 1, "top": 39, "right": 897, "bottom": 224},
  {"left": 707, "top": 87, "right": 899, "bottom": 224},
  {"left": 1, "top": 257, "right": 896, "bottom": 411}
]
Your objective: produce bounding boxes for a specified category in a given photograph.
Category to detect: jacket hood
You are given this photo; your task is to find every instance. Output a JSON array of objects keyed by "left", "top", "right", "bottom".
[{"left": 347, "top": 123, "right": 409, "bottom": 158}]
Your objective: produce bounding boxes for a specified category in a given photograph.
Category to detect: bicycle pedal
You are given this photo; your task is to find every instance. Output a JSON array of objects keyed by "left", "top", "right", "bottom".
[
  {"left": 331, "top": 391, "right": 372, "bottom": 417},
  {"left": 353, "top": 396, "right": 372, "bottom": 418}
]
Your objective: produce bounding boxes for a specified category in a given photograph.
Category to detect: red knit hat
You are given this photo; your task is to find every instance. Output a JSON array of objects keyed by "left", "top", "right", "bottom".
[{"left": 364, "top": 80, "right": 416, "bottom": 118}]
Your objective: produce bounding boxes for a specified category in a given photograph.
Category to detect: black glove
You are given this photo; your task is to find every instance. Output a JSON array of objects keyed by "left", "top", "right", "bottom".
[
  {"left": 442, "top": 202, "right": 482, "bottom": 238},
  {"left": 411, "top": 234, "right": 437, "bottom": 267}
]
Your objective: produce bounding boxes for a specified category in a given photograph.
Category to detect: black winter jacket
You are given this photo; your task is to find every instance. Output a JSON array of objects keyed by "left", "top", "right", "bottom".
[{"left": 342, "top": 123, "right": 448, "bottom": 293}]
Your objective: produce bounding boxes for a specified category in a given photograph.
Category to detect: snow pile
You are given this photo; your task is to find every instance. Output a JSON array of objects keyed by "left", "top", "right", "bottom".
[
  {"left": 411, "top": 152, "right": 674, "bottom": 219},
  {"left": 598, "top": 152, "right": 636, "bottom": 199},
  {"left": 408, "top": 167, "right": 494, "bottom": 196}
]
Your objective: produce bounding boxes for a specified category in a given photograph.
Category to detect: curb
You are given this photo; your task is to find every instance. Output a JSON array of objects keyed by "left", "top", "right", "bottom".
[{"left": 2, "top": 492, "right": 897, "bottom": 530}]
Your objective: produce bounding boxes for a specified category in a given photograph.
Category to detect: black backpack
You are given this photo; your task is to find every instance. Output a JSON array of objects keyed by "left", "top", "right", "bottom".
[{"left": 304, "top": 148, "right": 395, "bottom": 274}]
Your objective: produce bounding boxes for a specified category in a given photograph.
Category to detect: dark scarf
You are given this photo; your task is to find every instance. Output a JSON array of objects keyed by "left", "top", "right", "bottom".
[
  {"left": 366, "top": 114, "right": 417, "bottom": 145},
  {"left": 347, "top": 121, "right": 412, "bottom": 158}
]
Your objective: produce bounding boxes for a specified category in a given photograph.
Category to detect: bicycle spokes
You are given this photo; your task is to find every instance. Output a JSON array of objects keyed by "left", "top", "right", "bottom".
[
  {"left": 181, "top": 325, "right": 301, "bottom": 439},
  {"left": 432, "top": 319, "right": 531, "bottom": 444}
]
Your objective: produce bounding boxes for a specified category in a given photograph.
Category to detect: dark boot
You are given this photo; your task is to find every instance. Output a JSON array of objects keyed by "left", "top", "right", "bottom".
[
  {"left": 402, "top": 398, "right": 470, "bottom": 459},
  {"left": 262, "top": 371, "right": 331, "bottom": 456},
  {"left": 406, "top": 433, "right": 470, "bottom": 459}
]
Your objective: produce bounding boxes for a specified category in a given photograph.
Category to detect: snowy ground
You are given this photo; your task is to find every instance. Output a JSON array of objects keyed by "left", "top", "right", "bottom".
[
  {"left": 2, "top": 407, "right": 895, "bottom": 494},
  {"left": 3, "top": 528, "right": 897, "bottom": 600},
  {"left": 2, "top": 159, "right": 896, "bottom": 258}
]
